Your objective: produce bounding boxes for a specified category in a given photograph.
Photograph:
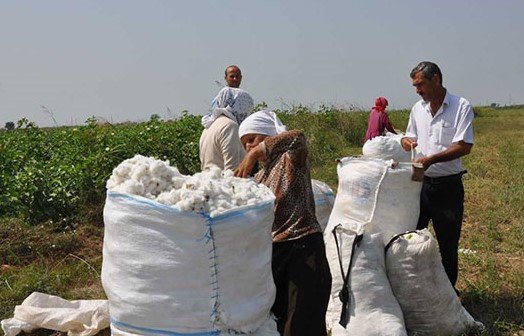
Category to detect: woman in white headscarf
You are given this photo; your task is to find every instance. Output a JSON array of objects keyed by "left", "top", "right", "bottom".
[
  {"left": 199, "top": 87, "right": 254, "bottom": 171},
  {"left": 236, "top": 110, "right": 332, "bottom": 336}
]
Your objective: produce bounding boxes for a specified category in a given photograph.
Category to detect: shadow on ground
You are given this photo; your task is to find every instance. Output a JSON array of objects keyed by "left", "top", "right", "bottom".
[{"left": 462, "top": 290, "right": 524, "bottom": 335}]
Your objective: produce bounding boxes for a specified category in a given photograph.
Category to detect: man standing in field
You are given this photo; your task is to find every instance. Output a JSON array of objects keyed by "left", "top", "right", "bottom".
[
  {"left": 401, "top": 61, "right": 474, "bottom": 292},
  {"left": 225, "top": 65, "right": 242, "bottom": 88},
  {"left": 199, "top": 65, "right": 251, "bottom": 171}
]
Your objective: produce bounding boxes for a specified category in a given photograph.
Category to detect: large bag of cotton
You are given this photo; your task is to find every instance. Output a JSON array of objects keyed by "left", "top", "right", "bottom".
[
  {"left": 385, "top": 230, "right": 484, "bottom": 335},
  {"left": 110, "top": 313, "right": 279, "bottom": 336},
  {"left": 311, "top": 179, "right": 335, "bottom": 231},
  {"left": 325, "top": 157, "right": 422, "bottom": 245},
  {"left": 324, "top": 222, "right": 406, "bottom": 336},
  {"left": 362, "top": 134, "right": 411, "bottom": 162},
  {"left": 102, "top": 155, "right": 278, "bottom": 336}
]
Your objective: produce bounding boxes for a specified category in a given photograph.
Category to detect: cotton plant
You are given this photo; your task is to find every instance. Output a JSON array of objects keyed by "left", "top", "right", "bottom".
[{"left": 106, "top": 155, "right": 273, "bottom": 216}]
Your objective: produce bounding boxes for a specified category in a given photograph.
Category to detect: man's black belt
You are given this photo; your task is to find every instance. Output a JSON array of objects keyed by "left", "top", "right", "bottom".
[{"left": 423, "top": 170, "right": 467, "bottom": 184}]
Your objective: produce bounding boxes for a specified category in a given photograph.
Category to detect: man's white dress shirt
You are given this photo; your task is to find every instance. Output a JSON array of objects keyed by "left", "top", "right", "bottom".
[{"left": 405, "top": 91, "right": 474, "bottom": 178}]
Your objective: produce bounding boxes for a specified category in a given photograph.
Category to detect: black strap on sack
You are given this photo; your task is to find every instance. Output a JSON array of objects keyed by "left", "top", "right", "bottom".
[
  {"left": 384, "top": 230, "right": 419, "bottom": 259},
  {"left": 332, "top": 224, "right": 363, "bottom": 328}
]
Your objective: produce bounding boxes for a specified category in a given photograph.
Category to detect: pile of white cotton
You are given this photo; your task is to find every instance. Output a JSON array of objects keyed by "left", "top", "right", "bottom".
[
  {"left": 362, "top": 134, "right": 412, "bottom": 162},
  {"left": 106, "top": 155, "right": 274, "bottom": 216}
]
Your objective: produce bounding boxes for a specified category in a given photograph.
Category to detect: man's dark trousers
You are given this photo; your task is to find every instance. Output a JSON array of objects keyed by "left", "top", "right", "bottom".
[{"left": 417, "top": 174, "right": 464, "bottom": 287}]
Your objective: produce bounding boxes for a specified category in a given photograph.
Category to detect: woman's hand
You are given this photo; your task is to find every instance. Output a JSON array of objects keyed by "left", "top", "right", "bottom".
[{"left": 235, "top": 144, "right": 266, "bottom": 178}]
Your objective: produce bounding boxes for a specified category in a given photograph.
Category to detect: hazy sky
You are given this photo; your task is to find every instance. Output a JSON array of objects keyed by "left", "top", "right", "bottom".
[{"left": 1, "top": 1, "right": 523, "bottom": 127}]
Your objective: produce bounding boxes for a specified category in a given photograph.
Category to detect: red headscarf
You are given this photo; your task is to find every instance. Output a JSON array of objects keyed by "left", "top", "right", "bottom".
[{"left": 373, "top": 97, "right": 389, "bottom": 112}]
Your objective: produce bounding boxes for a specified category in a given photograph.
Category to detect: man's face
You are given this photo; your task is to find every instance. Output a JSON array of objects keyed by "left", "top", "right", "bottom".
[
  {"left": 241, "top": 134, "right": 266, "bottom": 152},
  {"left": 412, "top": 71, "right": 439, "bottom": 102},
  {"left": 225, "top": 67, "right": 242, "bottom": 88}
]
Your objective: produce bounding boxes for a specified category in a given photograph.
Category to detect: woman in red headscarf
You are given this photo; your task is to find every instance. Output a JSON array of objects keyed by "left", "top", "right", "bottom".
[{"left": 364, "top": 96, "right": 397, "bottom": 142}]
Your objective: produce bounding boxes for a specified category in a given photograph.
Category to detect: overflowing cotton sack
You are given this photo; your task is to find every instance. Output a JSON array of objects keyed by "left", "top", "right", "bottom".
[
  {"left": 311, "top": 179, "right": 336, "bottom": 231},
  {"left": 385, "top": 230, "right": 484, "bottom": 335},
  {"left": 325, "top": 223, "right": 407, "bottom": 336},
  {"left": 102, "top": 190, "right": 278, "bottom": 335},
  {"left": 326, "top": 157, "right": 422, "bottom": 245},
  {"left": 362, "top": 134, "right": 412, "bottom": 162}
]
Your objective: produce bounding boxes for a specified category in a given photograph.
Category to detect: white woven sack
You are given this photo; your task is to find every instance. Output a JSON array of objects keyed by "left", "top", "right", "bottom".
[
  {"left": 385, "top": 230, "right": 484, "bottom": 335},
  {"left": 362, "top": 134, "right": 412, "bottom": 162},
  {"left": 311, "top": 179, "right": 335, "bottom": 231},
  {"left": 325, "top": 223, "right": 407, "bottom": 336},
  {"left": 324, "top": 157, "right": 421, "bottom": 245},
  {"left": 102, "top": 191, "right": 276, "bottom": 335},
  {"left": 0, "top": 293, "right": 109, "bottom": 336},
  {"left": 110, "top": 316, "right": 278, "bottom": 336}
]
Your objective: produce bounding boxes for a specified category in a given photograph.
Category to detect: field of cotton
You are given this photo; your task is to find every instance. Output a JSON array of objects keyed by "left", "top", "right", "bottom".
[{"left": 0, "top": 106, "right": 522, "bottom": 335}]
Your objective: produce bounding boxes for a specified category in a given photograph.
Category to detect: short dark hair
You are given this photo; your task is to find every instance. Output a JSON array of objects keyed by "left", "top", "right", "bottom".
[
  {"left": 410, "top": 61, "right": 443, "bottom": 85},
  {"left": 225, "top": 65, "right": 241, "bottom": 76}
]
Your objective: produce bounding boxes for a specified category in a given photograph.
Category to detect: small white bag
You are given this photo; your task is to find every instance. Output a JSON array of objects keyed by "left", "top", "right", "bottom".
[{"left": 385, "top": 230, "right": 484, "bottom": 335}]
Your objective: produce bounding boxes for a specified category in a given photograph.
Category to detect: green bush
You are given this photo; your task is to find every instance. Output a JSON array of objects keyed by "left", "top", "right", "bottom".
[
  {"left": 0, "top": 108, "right": 409, "bottom": 224},
  {"left": 0, "top": 115, "right": 202, "bottom": 224}
]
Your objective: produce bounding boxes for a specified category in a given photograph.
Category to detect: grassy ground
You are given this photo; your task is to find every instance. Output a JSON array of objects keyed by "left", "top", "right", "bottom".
[
  {"left": 1, "top": 107, "right": 522, "bottom": 335},
  {"left": 455, "top": 108, "right": 524, "bottom": 335}
]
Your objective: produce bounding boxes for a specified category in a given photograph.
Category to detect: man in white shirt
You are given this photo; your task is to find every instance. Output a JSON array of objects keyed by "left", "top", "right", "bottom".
[{"left": 401, "top": 61, "right": 474, "bottom": 291}]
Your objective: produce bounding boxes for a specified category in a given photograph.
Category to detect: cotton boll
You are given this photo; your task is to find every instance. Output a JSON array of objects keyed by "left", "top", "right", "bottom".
[
  {"left": 148, "top": 178, "right": 167, "bottom": 196},
  {"left": 156, "top": 191, "right": 169, "bottom": 205},
  {"left": 222, "top": 170, "right": 234, "bottom": 179},
  {"left": 130, "top": 164, "right": 149, "bottom": 181},
  {"left": 176, "top": 198, "right": 193, "bottom": 212},
  {"left": 206, "top": 198, "right": 216, "bottom": 209},
  {"left": 216, "top": 200, "right": 232, "bottom": 209},
  {"left": 171, "top": 177, "right": 186, "bottom": 189},
  {"left": 149, "top": 160, "right": 167, "bottom": 176},
  {"left": 157, "top": 190, "right": 181, "bottom": 205},
  {"left": 219, "top": 185, "right": 232, "bottom": 196},
  {"left": 114, "top": 179, "right": 145, "bottom": 196},
  {"left": 208, "top": 166, "right": 222, "bottom": 179},
  {"left": 190, "top": 189, "right": 206, "bottom": 203},
  {"left": 106, "top": 179, "right": 118, "bottom": 190},
  {"left": 179, "top": 188, "right": 195, "bottom": 201},
  {"left": 202, "top": 181, "right": 217, "bottom": 198},
  {"left": 183, "top": 182, "right": 196, "bottom": 190}
]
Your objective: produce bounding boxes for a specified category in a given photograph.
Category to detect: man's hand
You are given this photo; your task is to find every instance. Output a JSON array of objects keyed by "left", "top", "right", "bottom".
[
  {"left": 414, "top": 141, "right": 472, "bottom": 171},
  {"left": 234, "top": 144, "right": 266, "bottom": 178},
  {"left": 401, "top": 137, "right": 418, "bottom": 151},
  {"left": 414, "top": 156, "right": 434, "bottom": 170}
]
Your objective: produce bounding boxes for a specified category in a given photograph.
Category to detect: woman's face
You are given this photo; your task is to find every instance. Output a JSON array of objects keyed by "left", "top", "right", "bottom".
[{"left": 241, "top": 134, "right": 267, "bottom": 152}]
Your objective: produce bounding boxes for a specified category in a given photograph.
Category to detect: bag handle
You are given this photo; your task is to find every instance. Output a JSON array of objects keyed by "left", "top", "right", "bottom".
[{"left": 332, "top": 224, "right": 363, "bottom": 328}]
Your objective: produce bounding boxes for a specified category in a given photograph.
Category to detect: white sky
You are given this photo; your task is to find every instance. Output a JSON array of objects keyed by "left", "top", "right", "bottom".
[{"left": 1, "top": 0, "right": 523, "bottom": 127}]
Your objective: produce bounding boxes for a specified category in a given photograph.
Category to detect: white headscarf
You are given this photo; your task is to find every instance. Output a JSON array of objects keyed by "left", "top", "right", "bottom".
[
  {"left": 201, "top": 87, "right": 254, "bottom": 129},
  {"left": 238, "top": 109, "right": 287, "bottom": 139}
]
